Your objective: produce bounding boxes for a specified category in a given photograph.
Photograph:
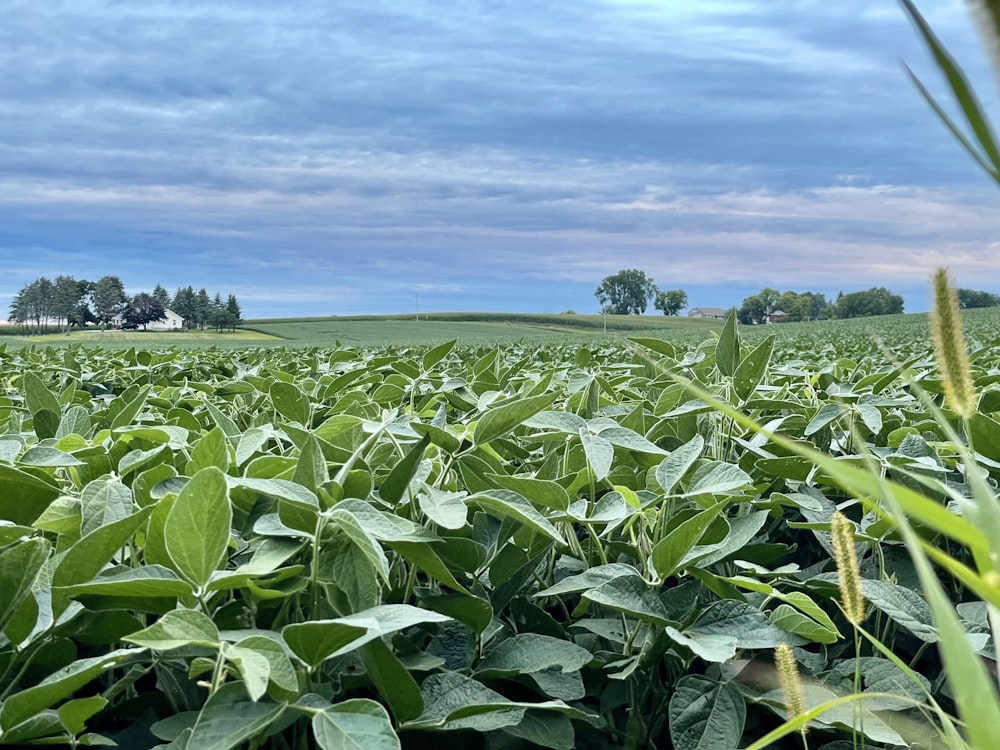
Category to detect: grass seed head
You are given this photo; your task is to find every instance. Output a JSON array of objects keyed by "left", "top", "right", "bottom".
[
  {"left": 969, "top": 0, "right": 1000, "bottom": 82},
  {"left": 831, "top": 512, "right": 866, "bottom": 626},
  {"left": 930, "top": 268, "right": 976, "bottom": 419},
  {"left": 774, "top": 644, "right": 807, "bottom": 736}
]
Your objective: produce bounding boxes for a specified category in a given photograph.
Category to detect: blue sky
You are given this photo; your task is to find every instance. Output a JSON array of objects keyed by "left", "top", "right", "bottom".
[{"left": 3, "top": 0, "right": 999, "bottom": 319}]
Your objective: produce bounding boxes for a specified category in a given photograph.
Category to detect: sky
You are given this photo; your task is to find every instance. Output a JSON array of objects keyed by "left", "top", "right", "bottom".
[{"left": 3, "top": 0, "right": 1000, "bottom": 319}]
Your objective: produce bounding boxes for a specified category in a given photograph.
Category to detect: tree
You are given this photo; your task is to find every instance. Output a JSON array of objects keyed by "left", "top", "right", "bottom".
[
  {"left": 92, "top": 276, "right": 128, "bottom": 328},
  {"left": 595, "top": 269, "right": 657, "bottom": 315},
  {"left": 226, "top": 294, "right": 242, "bottom": 329},
  {"left": 957, "top": 288, "right": 1000, "bottom": 308},
  {"left": 195, "top": 288, "right": 212, "bottom": 330},
  {"left": 834, "top": 287, "right": 904, "bottom": 319},
  {"left": 737, "top": 294, "right": 767, "bottom": 325},
  {"left": 122, "top": 293, "right": 166, "bottom": 330},
  {"left": 152, "top": 283, "right": 170, "bottom": 309},
  {"left": 654, "top": 289, "right": 687, "bottom": 316},
  {"left": 171, "top": 286, "right": 197, "bottom": 329}
]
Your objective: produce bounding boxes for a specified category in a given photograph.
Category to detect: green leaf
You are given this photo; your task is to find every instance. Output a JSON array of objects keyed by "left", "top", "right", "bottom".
[
  {"left": 360, "top": 639, "right": 424, "bottom": 723},
  {"left": 124, "top": 608, "right": 220, "bottom": 650},
  {"left": 485, "top": 474, "right": 570, "bottom": 511},
  {"left": 187, "top": 426, "right": 229, "bottom": 475},
  {"left": 861, "top": 578, "right": 937, "bottom": 643},
  {"left": 0, "top": 648, "right": 142, "bottom": 732},
  {"left": 0, "top": 537, "right": 50, "bottom": 636},
  {"left": 271, "top": 381, "right": 311, "bottom": 424},
  {"left": 687, "top": 600, "right": 804, "bottom": 648},
  {"left": 381, "top": 434, "right": 430, "bottom": 505},
  {"left": 582, "top": 574, "right": 672, "bottom": 626},
  {"left": 651, "top": 501, "right": 727, "bottom": 578},
  {"left": 292, "top": 433, "right": 329, "bottom": 495},
  {"left": 656, "top": 435, "right": 704, "bottom": 494},
  {"left": 312, "top": 699, "right": 400, "bottom": 750},
  {"left": 222, "top": 643, "right": 271, "bottom": 701},
  {"left": 469, "top": 490, "right": 564, "bottom": 544},
  {"left": 715, "top": 310, "right": 740, "bottom": 377},
  {"left": 184, "top": 689, "right": 286, "bottom": 750},
  {"left": 79, "top": 479, "right": 133, "bottom": 536},
  {"left": 23, "top": 371, "right": 62, "bottom": 418},
  {"left": 164, "top": 466, "right": 233, "bottom": 589},
  {"left": 597, "top": 426, "right": 666, "bottom": 455},
  {"left": 328, "top": 508, "right": 391, "bottom": 582},
  {"left": 58, "top": 696, "right": 108, "bottom": 736},
  {"left": 18, "top": 446, "right": 86, "bottom": 467},
  {"left": 681, "top": 461, "right": 752, "bottom": 497},
  {"left": 109, "top": 386, "right": 150, "bottom": 430},
  {"left": 417, "top": 486, "right": 468, "bottom": 529},
  {"left": 475, "top": 393, "right": 557, "bottom": 446},
  {"left": 732, "top": 335, "right": 773, "bottom": 401},
  {"left": 534, "top": 563, "right": 638, "bottom": 597},
  {"left": 422, "top": 339, "right": 457, "bottom": 371},
  {"left": 668, "top": 675, "right": 745, "bottom": 750},
  {"left": 234, "top": 635, "right": 299, "bottom": 696},
  {"left": 579, "top": 428, "right": 614, "bottom": 481},
  {"left": 0, "top": 464, "right": 61, "bottom": 525},
  {"left": 59, "top": 565, "right": 194, "bottom": 599}
]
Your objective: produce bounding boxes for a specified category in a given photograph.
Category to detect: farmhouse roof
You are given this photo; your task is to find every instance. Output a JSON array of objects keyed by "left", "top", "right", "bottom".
[{"left": 687, "top": 307, "right": 728, "bottom": 318}]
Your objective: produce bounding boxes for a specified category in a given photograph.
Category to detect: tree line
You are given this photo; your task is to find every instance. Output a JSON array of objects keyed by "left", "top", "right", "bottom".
[
  {"left": 8, "top": 276, "right": 243, "bottom": 332},
  {"left": 595, "top": 269, "right": 1000, "bottom": 323}
]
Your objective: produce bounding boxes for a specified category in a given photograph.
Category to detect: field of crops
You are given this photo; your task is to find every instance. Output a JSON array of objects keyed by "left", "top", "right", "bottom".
[{"left": 1, "top": 307, "right": 999, "bottom": 748}]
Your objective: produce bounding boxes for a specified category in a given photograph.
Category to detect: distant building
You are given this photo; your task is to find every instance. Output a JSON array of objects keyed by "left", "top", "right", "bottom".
[
  {"left": 110, "top": 308, "right": 185, "bottom": 331},
  {"left": 687, "top": 307, "right": 728, "bottom": 319},
  {"left": 765, "top": 310, "right": 787, "bottom": 324}
]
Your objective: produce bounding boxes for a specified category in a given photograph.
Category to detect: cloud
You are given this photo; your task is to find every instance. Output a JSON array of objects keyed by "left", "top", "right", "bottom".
[{"left": 1, "top": 0, "right": 997, "bottom": 318}]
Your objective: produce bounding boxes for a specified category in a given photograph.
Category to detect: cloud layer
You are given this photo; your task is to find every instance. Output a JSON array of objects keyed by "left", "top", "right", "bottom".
[{"left": 1, "top": 0, "right": 997, "bottom": 317}]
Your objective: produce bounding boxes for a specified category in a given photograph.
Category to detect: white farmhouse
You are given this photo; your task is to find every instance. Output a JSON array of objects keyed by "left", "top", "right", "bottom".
[{"left": 147, "top": 308, "right": 186, "bottom": 331}]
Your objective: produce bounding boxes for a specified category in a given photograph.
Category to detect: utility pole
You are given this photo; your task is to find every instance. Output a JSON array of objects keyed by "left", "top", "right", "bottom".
[{"left": 415, "top": 292, "right": 419, "bottom": 322}]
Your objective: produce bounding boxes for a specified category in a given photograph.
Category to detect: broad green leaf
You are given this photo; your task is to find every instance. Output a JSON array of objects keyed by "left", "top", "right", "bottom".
[
  {"left": 656, "top": 435, "right": 704, "bottom": 494},
  {"left": 715, "top": 310, "right": 740, "bottom": 377},
  {"left": 23, "top": 371, "right": 62, "bottom": 417},
  {"left": 292, "top": 433, "right": 329, "bottom": 495},
  {"left": 804, "top": 403, "right": 843, "bottom": 436},
  {"left": 164, "top": 467, "right": 233, "bottom": 589},
  {"left": 534, "top": 563, "right": 639, "bottom": 597},
  {"left": 579, "top": 428, "right": 614, "bottom": 481},
  {"left": 664, "top": 626, "right": 737, "bottom": 662},
  {"left": 651, "top": 501, "right": 727, "bottom": 578},
  {"left": 522, "top": 410, "right": 588, "bottom": 434},
  {"left": 234, "top": 635, "right": 299, "bottom": 696},
  {"left": 328, "top": 508, "right": 391, "bottom": 582},
  {"left": 681, "top": 461, "right": 752, "bottom": 497},
  {"left": 732, "top": 335, "right": 773, "bottom": 401},
  {"left": 360, "top": 639, "right": 424, "bottom": 723},
  {"left": 0, "top": 464, "right": 61, "bottom": 525},
  {"left": 125, "top": 607, "right": 220, "bottom": 649},
  {"left": 0, "top": 537, "right": 50, "bottom": 636},
  {"left": 861, "top": 578, "right": 937, "bottom": 643},
  {"left": 381, "top": 434, "right": 430, "bottom": 504},
  {"left": 0, "top": 648, "right": 143, "bottom": 732},
  {"left": 80, "top": 479, "right": 133, "bottom": 536},
  {"left": 693, "top": 510, "right": 769, "bottom": 567},
  {"left": 417, "top": 486, "right": 468, "bottom": 529},
  {"left": 475, "top": 393, "right": 557, "bottom": 446},
  {"left": 668, "top": 675, "right": 745, "bottom": 750},
  {"left": 687, "top": 599, "right": 804, "bottom": 648},
  {"left": 582, "top": 574, "right": 672, "bottom": 626},
  {"left": 184, "top": 689, "right": 286, "bottom": 750},
  {"left": 222, "top": 643, "right": 271, "bottom": 701},
  {"left": 770, "top": 604, "right": 839, "bottom": 644},
  {"left": 597, "top": 426, "right": 667, "bottom": 455},
  {"left": 312, "top": 699, "right": 400, "bottom": 750},
  {"left": 469, "top": 490, "right": 564, "bottom": 544},
  {"left": 109, "top": 386, "right": 150, "bottom": 429},
  {"left": 486, "top": 474, "right": 570, "bottom": 511},
  {"left": 422, "top": 339, "right": 457, "bottom": 371},
  {"left": 477, "top": 633, "right": 591, "bottom": 677},
  {"left": 18, "top": 446, "right": 85, "bottom": 467},
  {"left": 52, "top": 506, "right": 155, "bottom": 616},
  {"left": 59, "top": 565, "right": 194, "bottom": 600},
  {"left": 187, "top": 426, "right": 229, "bottom": 475},
  {"left": 271, "top": 381, "right": 311, "bottom": 424},
  {"left": 58, "top": 696, "right": 108, "bottom": 737}
]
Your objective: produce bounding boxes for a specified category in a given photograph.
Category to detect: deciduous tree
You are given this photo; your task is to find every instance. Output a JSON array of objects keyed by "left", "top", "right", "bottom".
[{"left": 595, "top": 269, "right": 657, "bottom": 315}]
